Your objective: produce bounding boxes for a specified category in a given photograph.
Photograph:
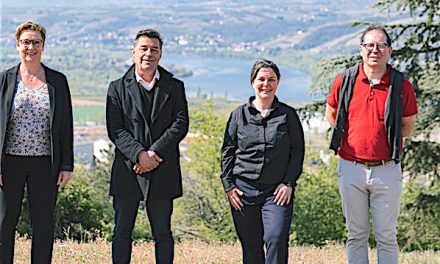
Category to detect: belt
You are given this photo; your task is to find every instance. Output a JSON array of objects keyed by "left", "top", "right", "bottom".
[{"left": 356, "top": 159, "right": 393, "bottom": 167}]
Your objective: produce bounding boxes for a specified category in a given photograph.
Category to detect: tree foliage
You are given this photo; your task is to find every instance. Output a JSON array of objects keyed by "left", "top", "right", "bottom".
[
  {"left": 306, "top": 0, "right": 440, "bottom": 181},
  {"left": 373, "top": 0, "right": 440, "bottom": 182},
  {"left": 398, "top": 180, "right": 440, "bottom": 251},
  {"left": 301, "top": 0, "right": 440, "bottom": 251},
  {"left": 291, "top": 151, "right": 346, "bottom": 246},
  {"left": 53, "top": 165, "right": 113, "bottom": 241},
  {"left": 17, "top": 164, "right": 114, "bottom": 242},
  {"left": 175, "top": 101, "right": 237, "bottom": 242}
]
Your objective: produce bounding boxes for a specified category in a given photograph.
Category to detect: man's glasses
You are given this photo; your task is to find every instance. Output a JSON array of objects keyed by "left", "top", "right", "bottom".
[
  {"left": 19, "top": 39, "right": 44, "bottom": 47},
  {"left": 360, "top": 42, "right": 389, "bottom": 52}
]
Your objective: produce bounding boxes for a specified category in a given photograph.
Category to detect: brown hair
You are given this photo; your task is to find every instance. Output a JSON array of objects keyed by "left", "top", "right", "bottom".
[
  {"left": 15, "top": 21, "right": 47, "bottom": 45},
  {"left": 250, "top": 59, "right": 281, "bottom": 83},
  {"left": 360, "top": 23, "right": 392, "bottom": 47}
]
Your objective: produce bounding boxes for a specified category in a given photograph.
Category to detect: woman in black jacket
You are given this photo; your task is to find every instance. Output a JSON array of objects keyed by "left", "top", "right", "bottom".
[
  {"left": 221, "top": 59, "right": 305, "bottom": 264},
  {"left": 0, "top": 21, "right": 74, "bottom": 263}
]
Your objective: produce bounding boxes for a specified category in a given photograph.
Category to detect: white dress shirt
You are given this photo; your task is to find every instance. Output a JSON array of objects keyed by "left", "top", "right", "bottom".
[{"left": 135, "top": 69, "right": 160, "bottom": 91}]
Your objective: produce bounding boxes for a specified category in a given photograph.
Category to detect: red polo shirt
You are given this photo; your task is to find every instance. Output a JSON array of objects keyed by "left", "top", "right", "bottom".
[{"left": 327, "top": 62, "right": 418, "bottom": 162}]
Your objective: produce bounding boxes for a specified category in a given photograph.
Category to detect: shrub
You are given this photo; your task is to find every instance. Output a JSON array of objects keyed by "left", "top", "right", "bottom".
[
  {"left": 17, "top": 165, "right": 113, "bottom": 242},
  {"left": 397, "top": 180, "right": 440, "bottom": 251},
  {"left": 54, "top": 166, "right": 113, "bottom": 241},
  {"left": 176, "top": 102, "right": 236, "bottom": 242},
  {"left": 291, "top": 153, "right": 346, "bottom": 245}
]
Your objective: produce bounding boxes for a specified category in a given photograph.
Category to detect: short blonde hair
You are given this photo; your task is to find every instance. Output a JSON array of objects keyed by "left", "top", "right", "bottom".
[{"left": 15, "top": 21, "right": 47, "bottom": 45}]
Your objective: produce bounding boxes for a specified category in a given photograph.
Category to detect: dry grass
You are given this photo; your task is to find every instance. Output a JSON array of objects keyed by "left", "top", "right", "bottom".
[{"left": 13, "top": 238, "right": 439, "bottom": 264}]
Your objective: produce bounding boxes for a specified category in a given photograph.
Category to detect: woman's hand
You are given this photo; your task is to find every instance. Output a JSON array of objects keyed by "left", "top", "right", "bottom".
[
  {"left": 274, "top": 183, "right": 293, "bottom": 206},
  {"left": 57, "top": 171, "right": 72, "bottom": 188},
  {"left": 227, "top": 187, "right": 244, "bottom": 210},
  {"left": 0, "top": 174, "right": 3, "bottom": 187}
]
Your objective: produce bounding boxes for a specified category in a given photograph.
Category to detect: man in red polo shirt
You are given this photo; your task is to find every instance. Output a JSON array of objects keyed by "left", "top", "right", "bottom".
[{"left": 326, "top": 24, "right": 418, "bottom": 264}]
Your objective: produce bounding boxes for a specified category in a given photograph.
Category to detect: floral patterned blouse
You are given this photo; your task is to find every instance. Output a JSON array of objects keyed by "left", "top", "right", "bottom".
[{"left": 5, "top": 78, "right": 51, "bottom": 156}]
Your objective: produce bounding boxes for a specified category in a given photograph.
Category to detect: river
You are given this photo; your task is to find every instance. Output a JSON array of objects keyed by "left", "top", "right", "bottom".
[{"left": 162, "top": 54, "right": 312, "bottom": 103}]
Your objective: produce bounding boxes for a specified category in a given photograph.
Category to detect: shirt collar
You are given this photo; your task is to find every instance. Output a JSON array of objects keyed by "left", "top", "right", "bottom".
[
  {"left": 360, "top": 61, "right": 391, "bottom": 86},
  {"left": 135, "top": 69, "right": 160, "bottom": 91},
  {"left": 246, "top": 96, "right": 280, "bottom": 112}
]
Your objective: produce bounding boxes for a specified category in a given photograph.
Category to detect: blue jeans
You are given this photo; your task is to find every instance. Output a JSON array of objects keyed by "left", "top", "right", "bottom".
[
  {"left": 111, "top": 197, "right": 174, "bottom": 264},
  {"left": 338, "top": 157, "right": 402, "bottom": 264}
]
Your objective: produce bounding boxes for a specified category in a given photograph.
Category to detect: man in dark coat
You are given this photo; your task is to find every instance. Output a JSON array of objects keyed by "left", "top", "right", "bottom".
[{"left": 106, "top": 28, "right": 189, "bottom": 264}]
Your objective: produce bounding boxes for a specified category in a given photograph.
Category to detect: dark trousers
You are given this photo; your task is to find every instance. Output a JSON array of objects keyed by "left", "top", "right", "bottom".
[
  {"left": 112, "top": 197, "right": 174, "bottom": 264},
  {"left": 0, "top": 155, "right": 57, "bottom": 264},
  {"left": 231, "top": 194, "right": 294, "bottom": 264}
]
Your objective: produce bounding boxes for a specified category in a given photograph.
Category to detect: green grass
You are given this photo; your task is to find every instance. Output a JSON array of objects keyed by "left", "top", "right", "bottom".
[{"left": 73, "top": 106, "right": 106, "bottom": 125}]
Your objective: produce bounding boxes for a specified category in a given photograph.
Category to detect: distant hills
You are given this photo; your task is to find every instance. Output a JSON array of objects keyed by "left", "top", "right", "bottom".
[
  {"left": 3, "top": 0, "right": 373, "bottom": 8},
  {"left": 1, "top": 0, "right": 401, "bottom": 56},
  {"left": 0, "top": 0, "right": 406, "bottom": 99}
]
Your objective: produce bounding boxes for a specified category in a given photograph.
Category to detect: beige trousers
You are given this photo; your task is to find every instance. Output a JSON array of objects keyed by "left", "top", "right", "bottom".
[{"left": 337, "top": 157, "right": 402, "bottom": 264}]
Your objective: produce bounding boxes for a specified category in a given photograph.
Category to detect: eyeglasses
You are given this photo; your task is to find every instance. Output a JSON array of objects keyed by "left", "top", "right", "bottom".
[
  {"left": 360, "top": 42, "right": 389, "bottom": 51},
  {"left": 19, "top": 39, "right": 44, "bottom": 47}
]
